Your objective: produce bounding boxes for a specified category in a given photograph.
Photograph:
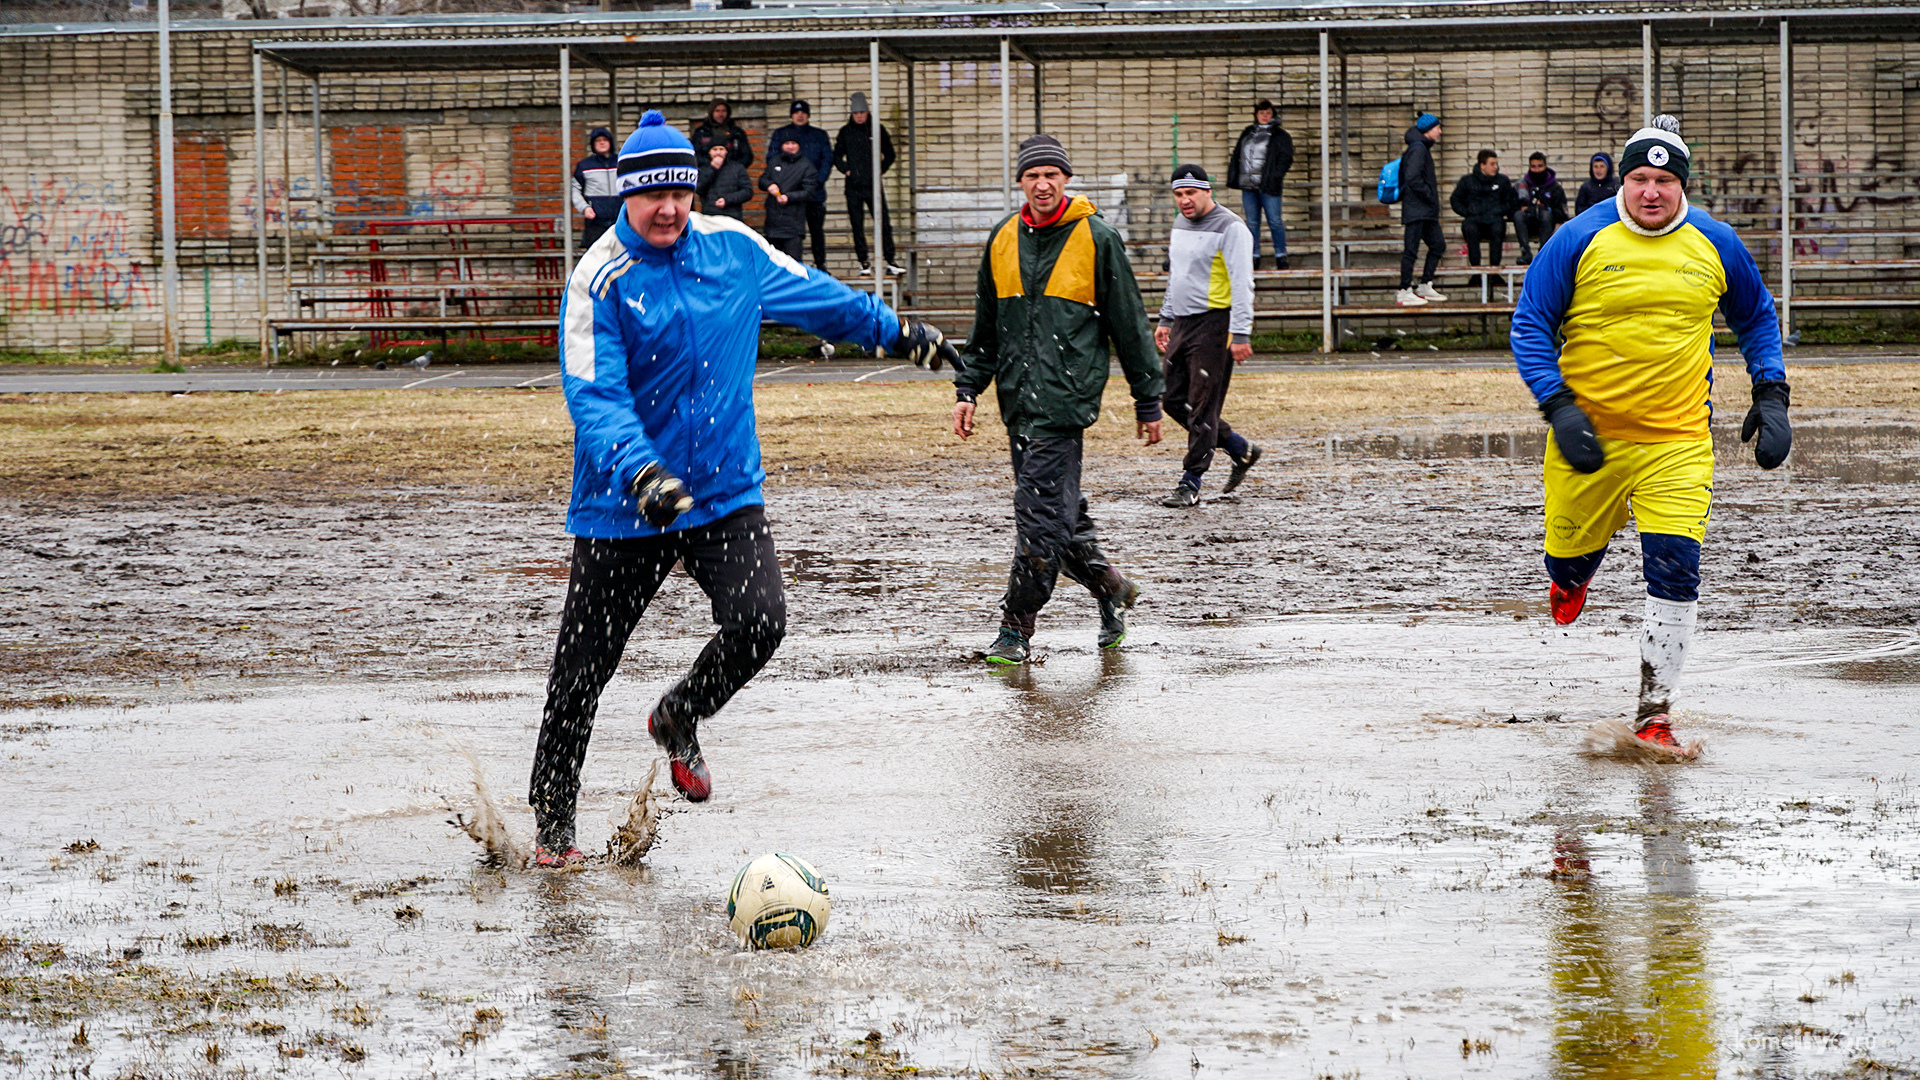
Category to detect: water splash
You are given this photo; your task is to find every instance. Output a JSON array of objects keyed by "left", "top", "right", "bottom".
[
  {"left": 447, "top": 735, "right": 530, "bottom": 869},
  {"left": 607, "top": 758, "right": 665, "bottom": 866}
]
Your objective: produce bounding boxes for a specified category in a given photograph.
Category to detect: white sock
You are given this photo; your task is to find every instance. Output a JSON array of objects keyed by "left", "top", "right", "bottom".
[{"left": 1638, "top": 595, "right": 1697, "bottom": 725}]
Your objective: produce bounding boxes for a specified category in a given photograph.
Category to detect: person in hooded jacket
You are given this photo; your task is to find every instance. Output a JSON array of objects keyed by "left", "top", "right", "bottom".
[
  {"left": 767, "top": 101, "right": 835, "bottom": 270},
  {"left": 758, "top": 136, "right": 818, "bottom": 261},
  {"left": 689, "top": 98, "right": 753, "bottom": 171},
  {"left": 528, "top": 111, "right": 955, "bottom": 867},
  {"left": 571, "top": 127, "right": 621, "bottom": 249},
  {"left": 1515, "top": 151, "right": 1570, "bottom": 263},
  {"left": 1395, "top": 113, "right": 1447, "bottom": 306},
  {"left": 833, "top": 92, "right": 902, "bottom": 274},
  {"left": 697, "top": 142, "right": 753, "bottom": 220},
  {"left": 1226, "top": 98, "right": 1295, "bottom": 269},
  {"left": 1575, "top": 152, "right": 1620, "bottom": 215},
  {"left": 1450, "top": 149, "right": 1520, "bottom": 291}
]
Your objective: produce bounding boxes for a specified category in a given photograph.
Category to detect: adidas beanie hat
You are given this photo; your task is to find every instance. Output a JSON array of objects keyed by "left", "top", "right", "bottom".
[{"left": 617, "top": 110, "right": 699, "bottom": 195}]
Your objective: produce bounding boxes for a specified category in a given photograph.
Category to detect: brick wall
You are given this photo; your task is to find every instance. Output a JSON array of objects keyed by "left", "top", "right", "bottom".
[{"left": 328, "top": 124, "right": 407, "bottom": 233}]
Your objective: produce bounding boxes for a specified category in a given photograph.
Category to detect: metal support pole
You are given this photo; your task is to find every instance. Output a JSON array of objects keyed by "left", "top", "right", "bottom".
[
  {"left": 561, "top": 47, "right": 574, "bottom": 266},
  {"left": 870, "top": 39, "right": 885, "bottom": 297},
  {"left": 609, "top": 68, "right": 619, "bottom": 133},
  {"left": 1033, "top": 58, "right": 1043, "bottom": 134},
  {"left": 1778, "top": 18, "right": 1792, "bottom": 334},
  {"left": 1000, "top": 37, "right": 1012, "bottom": 213},
  {"left": 1642, "top": 22, "right": 1655, "bottom": 125},
  {"left": 1319, "top": 31, "right": 1332, "bottom": 354},
  {"left": 311, "top": 74, "right": 325, "bottom": 256},
  {"left": 253, "top": 50, "right": 268, "bottom": 363},
  {"left": 157, "top": 0, "right": 179, "bottom": 366},
  {"left": 907, "top": 59, "right": 917, "bottom": 252},
  {"left": 279, "top": 62, "right": 291, "bottom": 314}
]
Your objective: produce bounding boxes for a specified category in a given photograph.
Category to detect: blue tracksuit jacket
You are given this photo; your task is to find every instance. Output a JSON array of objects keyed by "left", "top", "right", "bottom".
[{"left": 560, "top": 209, "right": 901, "bottom": 538}]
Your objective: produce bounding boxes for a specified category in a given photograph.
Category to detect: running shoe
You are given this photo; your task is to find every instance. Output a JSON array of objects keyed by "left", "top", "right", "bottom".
[
  {"left": 884, "top": 261, "right": 907, "bottom": 276},
  {"left": 1162, "top": 483, "right": 1200, "bottom": 508},
  {"left": 648, "top": 702, "right": 711, "bottom": 803},
  {"left": 1634, "top": 715, "right": 1682, "bottom": 750},
  {"left": 532, "top": 845, "right": 585, "bottom": 869},
  {"left": 1549, "top": 579, "right": 1589, "bottom": 625},
  {"left": 1415, "top": 282, "right": 1449, "bottom": 302},
  {"left": 985, "top": 626, "right": 1030, "bottom": 665},
  {"left": 1222, "top": 443, "right": 1262, "bottom": 494},
  {"left": 1098, "top": 577, "right": 1139, "bottom": 650}
]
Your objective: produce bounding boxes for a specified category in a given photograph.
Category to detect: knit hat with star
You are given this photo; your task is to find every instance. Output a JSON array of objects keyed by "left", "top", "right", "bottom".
[
  {"left": 1619, "top": 114, "right": 1691, "bottom": 187},
  {"left": 617, "top": 110, "right": 699, "bottom": 195}
]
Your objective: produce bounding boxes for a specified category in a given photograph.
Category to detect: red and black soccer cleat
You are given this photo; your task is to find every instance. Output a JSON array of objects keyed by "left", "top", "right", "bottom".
[
  {"left": 1549, "top": 579, "right": 1590, "bottom": 625},
  {"left": 532, "top": 845, "right": 585, "bottom": 869},
  {"left": 1634, "top": 715, "right": 1682, "bottom": 750},
  {"left": 648, "top": 704, "right": 711, "bottom": 803}
]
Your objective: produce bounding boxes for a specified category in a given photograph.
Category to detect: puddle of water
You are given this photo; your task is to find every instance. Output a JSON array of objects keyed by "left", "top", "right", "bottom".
[
  {"left": 1329, "top": 423, "right": 1920, "bottom": 486},
  {"left": 4, "top": 620, "right": 1918, "bottom": 1078}
]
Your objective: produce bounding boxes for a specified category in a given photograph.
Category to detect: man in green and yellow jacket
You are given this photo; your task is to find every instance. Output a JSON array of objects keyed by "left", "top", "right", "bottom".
[{"left": 951, "top": 134, "right": 1165, "bottom": 664}]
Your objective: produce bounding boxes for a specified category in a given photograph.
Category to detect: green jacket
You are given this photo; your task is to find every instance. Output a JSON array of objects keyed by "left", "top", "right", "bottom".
[{"left": 956, "top": 197, "right": 1164, "bottom": 437}]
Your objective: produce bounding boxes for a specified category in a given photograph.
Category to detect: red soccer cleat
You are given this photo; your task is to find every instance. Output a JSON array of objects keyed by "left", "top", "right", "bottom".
[
  {"left": 648, "top": 705, "right": 711, "bottom": 803},
  {"left": 1634, "top": 715, "right": 1682, "bottom": 750},
  {"left": 532, "top": 845, "right": 585, "bottom": 869},
  {"left": 1550, "top": 579, "right": 1590, "bottom": 625}
]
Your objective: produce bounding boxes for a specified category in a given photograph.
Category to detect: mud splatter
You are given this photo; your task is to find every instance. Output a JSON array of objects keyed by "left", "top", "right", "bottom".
[
  {"left": 606, "top": 758, "right": 664, "bottom": 866},
  {"left": 448, "top": 736, "right": 528, "bottom": 869}
]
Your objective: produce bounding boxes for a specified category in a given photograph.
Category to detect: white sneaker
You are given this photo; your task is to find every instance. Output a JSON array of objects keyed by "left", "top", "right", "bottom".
[
  {"left": 1415, "top": 282, "right": 1448, "bottom": 302},
  {"left": 857, "top": 264, "right": 872, "bottom": 276},
  {"left": 884, "top": 262, "right": 906, "bottom": 276},
  {"left": 1394, "top": 288, "right": 1427, "bottom": 306}
]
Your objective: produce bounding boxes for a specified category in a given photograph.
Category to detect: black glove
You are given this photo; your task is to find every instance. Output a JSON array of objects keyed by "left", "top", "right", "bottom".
[
  {"left": 630, "top": 464, "right": 693, "bottom": 529},
  {"left": 891, "top": 319, "right": 960, "bottom": 372},
  {"left": 1740, "top": 380, "right": 1792, "bottom": 470},
  {"left": 1540, "top": 389, "right": 1605, "bottom": 474}
]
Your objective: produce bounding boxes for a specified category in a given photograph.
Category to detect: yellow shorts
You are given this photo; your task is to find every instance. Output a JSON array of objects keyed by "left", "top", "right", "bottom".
[{"left": 1543, "top": 433, "right": 1713, "bottom": 556}]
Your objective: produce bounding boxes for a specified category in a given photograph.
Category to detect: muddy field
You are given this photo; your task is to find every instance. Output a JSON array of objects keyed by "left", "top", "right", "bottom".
[{"left": 3, "top": 366, "right": 1919, "bottom": 1078}]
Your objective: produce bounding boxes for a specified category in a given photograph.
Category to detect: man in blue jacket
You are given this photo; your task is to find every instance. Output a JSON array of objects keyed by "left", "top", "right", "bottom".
[
  {"left": 1510, "top": 116, "right": 1792, "bottom": 758},
  {"left": 528, "top": 111, "right": 954, "bottom": 867}
]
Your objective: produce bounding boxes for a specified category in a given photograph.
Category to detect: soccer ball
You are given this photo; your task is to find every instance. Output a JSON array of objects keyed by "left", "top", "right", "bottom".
[{"left": 727, "top": 853, "right": 830, "bottom": 949}]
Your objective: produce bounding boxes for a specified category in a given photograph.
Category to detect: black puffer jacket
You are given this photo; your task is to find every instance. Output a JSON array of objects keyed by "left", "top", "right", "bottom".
[
  {"left": 1398, "top": 126, "right": 1441, "bottom": 223},
  {"left": 832, "top": 117, "right": 895, "bottom": 193},
  {"left": 691, "top": 113, "right": 754, "bottom": 170},
  {"left": 1226, "top": 121, "right": 1295, "bottom": 196},
  {"left": 757, "top": 151, "right": 818, "bottom": 240},
  {"left": 1450, "top": 169, "right": 1519, "bottom": 225},
  {"left": 697, "top": 159, "right": 753, "bottom": 220}
]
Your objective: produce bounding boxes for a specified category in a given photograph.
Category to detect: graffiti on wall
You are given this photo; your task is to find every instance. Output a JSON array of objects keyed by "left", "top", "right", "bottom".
[
  {"left": 412, "top": 158, "right": 486, "bottom": 218},
  {"left": 0, "top": 173, "right": 151, "bottom": 313},
  {"left": 237, "top": 175, "right": 319, "bottom": 229},
  {"left": 1712, "top": 106, "right": 1920, "bottom": 255}
]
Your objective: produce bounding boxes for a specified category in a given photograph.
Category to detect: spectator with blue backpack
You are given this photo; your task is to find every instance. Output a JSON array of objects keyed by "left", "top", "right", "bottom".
[{"left": 1393, "top": 113, "right": 1448, "bottom": 306}]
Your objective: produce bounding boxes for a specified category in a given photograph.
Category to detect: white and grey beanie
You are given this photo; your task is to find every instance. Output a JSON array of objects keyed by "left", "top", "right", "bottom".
[{"left": 1619, "top": 114, "right": 1690, "bottom": 187}]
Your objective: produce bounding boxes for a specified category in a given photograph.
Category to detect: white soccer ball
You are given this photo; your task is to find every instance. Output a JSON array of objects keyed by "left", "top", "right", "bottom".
[{"left": 727, "top": 853, "right": 830, "bottom": 949}]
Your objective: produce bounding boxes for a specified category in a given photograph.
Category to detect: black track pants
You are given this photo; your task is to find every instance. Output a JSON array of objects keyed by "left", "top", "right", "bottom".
[
  {"left": 1162, "top": 307, "right": 1244, "bottom": 482},
  {"left": 1399, "top": 218, "right": 1444, "bottom": 288},
  {"left": 529, "top": 506, "right": 786, "bottom": 847},
  {"left": 1001, "top": 433, "right": 1122, "bottom": 627}
]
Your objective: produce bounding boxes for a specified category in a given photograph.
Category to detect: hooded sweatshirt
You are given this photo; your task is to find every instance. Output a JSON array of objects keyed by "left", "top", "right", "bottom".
[
  {"left": 1575, "top": 153, "right": 1620, "bottom": 215},
  {"left": 690, "top": 107, "right": 754, "bottom": 170},
  {"left": 571, "top": 127, "right": 621, "bottom": 228},
  {"left": 1519, "top": 165, "right": 1569, "bottom": 221}
]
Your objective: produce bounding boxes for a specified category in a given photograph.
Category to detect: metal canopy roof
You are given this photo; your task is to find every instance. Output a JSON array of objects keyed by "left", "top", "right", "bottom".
[{"left": 250, "top": 3, "right": 1920, "bottom": 74}]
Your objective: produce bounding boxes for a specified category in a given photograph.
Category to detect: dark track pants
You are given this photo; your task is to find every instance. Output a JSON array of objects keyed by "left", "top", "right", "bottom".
[
  {"left": 845, "top": 185, "right": 895, "bottom": 265},
  {"left": 1001, "top": 433, "right": 1124, "bottom": 629},
  {"left": 1462, "top": 218, "right": 1506, "bottom": 287},
  {"left": 529, "top": 506, "right": 786, "bottom": 848},
  {"left": 804, "top": 200, "right": 828, "bottom": 269},
  {"left": 1162, "top": 307, "right": 1249, "bottom": 486},
  {"left": 1399, "top": 218, "right": 1444, "bottom": 289}
]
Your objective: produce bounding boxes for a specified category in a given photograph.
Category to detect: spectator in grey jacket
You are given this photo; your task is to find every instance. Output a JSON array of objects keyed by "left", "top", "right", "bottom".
[
  {"left": 697, "top": 143, "right": 753, "bottom": 220},
  {"left": 1226, "top": 99, "right": 1295, "bottom": 269},
  {"left": 758, "top": 137, "right": 819, "bottom": 261},
  {"left": 1396, "top": 113, "right": 1447, "bottom": 306}
]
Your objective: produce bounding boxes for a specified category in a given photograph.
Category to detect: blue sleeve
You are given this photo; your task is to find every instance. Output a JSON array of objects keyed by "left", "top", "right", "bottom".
[
  {"left": 1510, "top": 218, "right": 1594, "bottom": 405},
  {"left": 559, "top": 272, "right": 659, "bottom": 493},
  {"left": 753, "top": 234, "right": 900, "bottom": 350},
  {"left": 1697, "top": 214, "right": 1786, "bottom": 383}
]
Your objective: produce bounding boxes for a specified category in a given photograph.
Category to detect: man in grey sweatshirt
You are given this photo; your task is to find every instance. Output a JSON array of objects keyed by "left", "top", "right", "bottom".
[{"left": 1155, "top": 164, "right": 1263, "bottom": 508}]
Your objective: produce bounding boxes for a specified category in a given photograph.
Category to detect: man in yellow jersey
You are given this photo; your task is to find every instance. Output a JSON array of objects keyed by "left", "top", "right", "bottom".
[
  {"left": 1510, "top": 116, "right": 1793, "bottom": 754},
  {"left": 951, "top": 134, "right": 1165, "bottom": 664}
]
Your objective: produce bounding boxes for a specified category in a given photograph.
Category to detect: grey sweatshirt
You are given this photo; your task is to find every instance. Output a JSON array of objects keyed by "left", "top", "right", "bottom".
[{"left": 1158, "top": 202, "right": 1255, "bottom": 341}]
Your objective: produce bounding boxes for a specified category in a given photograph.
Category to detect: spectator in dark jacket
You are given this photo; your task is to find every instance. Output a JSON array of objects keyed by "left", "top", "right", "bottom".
[
  {"left": 1515, "top": 152, "right": 1570, "bottom": 263},
  {"left": 689, "top": 98, "right": 753, "bottom": 171},
  {"left": 758, "top": 137, "right": 819, "bottom": 261},
  {"left": 1575, "top": 152, "right": 1620, "bottom": 215},
  {"left": 767, "top": 100, "right": 835, "bottom": 270},
  {"left": 571, "top": 126, "right": 621, "bottom": 249},
  {"left": 1450, "top": 149, "right": 1519, "bottom": 290},
  {"left": 1396, "top": 113, "right": 1446, "bottom": 305},
  {"left": 697, "top": 143, "right": 753, "bottom": 221},
  {"left": 1226, "top": 98, "right": 1295, "bottom": 268},
  {"left": 832, "top": 92, "right": 901, "bottom": 274}
]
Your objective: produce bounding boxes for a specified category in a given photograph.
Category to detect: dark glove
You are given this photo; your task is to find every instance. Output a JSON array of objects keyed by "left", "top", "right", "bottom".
[
  {"left": 1740, "top": 380, "right": 1792, "bottom": 470},
  {"left": 1540, "top": 389, "right": 1605, "bottom": 474},
  {"left": 630, "top": 463, "right": 693, "bottom": 529},
  {"left": 891, "top": 319, "right": 960, "bottom": 372}
]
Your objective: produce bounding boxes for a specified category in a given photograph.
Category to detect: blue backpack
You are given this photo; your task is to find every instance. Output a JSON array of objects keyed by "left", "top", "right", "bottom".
[{"left": 1377, "top": 158, "right": 1402, "bottom": 204}]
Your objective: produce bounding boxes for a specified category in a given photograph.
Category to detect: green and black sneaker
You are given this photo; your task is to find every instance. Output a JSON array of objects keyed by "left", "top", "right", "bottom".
[
  {"left": 1098, "top": 577, "right": 1140, "bottom": 649},
  {"left": 984, "top": 626, "right": 1031, "bottom": 665}
]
